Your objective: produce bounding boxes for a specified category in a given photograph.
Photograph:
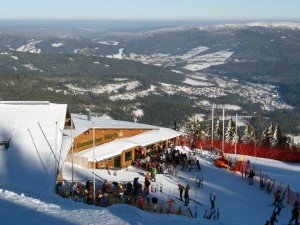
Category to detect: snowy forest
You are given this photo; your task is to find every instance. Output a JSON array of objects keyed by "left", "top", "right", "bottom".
[{"left": 181, "top": 117, "right": 292, "bottom": 150}]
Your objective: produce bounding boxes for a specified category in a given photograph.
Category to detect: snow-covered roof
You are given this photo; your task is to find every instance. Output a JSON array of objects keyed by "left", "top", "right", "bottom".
[
  {"left": 0, "top": 101, "right": 67, "bottom": 194},
  {"left": 74, "top": 127, "right": 182, "bottom": 161},
  {"left": 75, "top": 138, "right": 138, "bottom": 161},
  {"left": 68, "top": 113, "right": 160, "bottom": 138},
  {"left": 123, "top": 127, "right": 181, "bottom": 147}
]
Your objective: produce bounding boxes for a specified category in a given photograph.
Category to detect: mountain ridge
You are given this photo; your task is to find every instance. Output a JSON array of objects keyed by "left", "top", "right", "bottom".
[{"left": 1, "top": 21, "right": 300, "bottom": 134}]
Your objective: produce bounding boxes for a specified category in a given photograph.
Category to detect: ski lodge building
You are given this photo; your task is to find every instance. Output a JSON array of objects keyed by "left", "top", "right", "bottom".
[
  {"left": 0, "top": 101, "right": 181, "bottom": 193},
  {"left": 66, "top": 112, "right": 181, "bottom": 170}
]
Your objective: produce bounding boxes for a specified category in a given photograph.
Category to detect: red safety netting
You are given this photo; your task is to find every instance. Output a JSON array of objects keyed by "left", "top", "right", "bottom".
[{"left": 179, "top": 138, "right": 300, "bottom": 163}]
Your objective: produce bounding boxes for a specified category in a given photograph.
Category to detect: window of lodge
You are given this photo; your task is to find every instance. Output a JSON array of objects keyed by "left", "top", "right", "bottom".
[{"left": 125, "top": 151, "right": 132, "bottom": 161}]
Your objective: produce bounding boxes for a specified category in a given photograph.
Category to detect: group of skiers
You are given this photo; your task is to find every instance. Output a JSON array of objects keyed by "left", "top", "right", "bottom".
[{"left": 264, "top": 189, "right": 299, "bottom": 225}]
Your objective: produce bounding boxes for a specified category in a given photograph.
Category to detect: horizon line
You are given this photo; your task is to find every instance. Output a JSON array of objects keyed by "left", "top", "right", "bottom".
[{"left": 1, "top": 18, "right": 300, "bottom": 21}]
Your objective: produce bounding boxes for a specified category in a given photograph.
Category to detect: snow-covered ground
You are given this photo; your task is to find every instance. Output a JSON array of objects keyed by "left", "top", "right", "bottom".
[
  {"left": 1, "top": 147, "right": 299, "bottom": 225},
  {"left": 16, "top": 40, "right": 42, "bottom": 54}
]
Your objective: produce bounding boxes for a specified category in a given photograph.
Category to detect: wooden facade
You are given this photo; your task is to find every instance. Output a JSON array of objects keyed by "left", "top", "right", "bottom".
[
  {"left": 67, "top": 128, "right": 151, "bottom": 169},
  {"left": 66, "top": 127, "right": 179, "bottom": 169}
]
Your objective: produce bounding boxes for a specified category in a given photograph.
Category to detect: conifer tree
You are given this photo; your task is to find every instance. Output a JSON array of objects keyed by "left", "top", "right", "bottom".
[
  {"left": 268, "top": 123, "right": 275, "bottom": 144},
  {"left": 214, "top": 120, "right": 223, "bottom": 141},
  {"left": 273, "top": 124, "right": 287, "bottom": 146},
  {"left": 225, "top": 118, "right": 236, "bottom": 144},
  {"left": 193, "top": 118, "right": 202, "bottom": 139},
  {"left": 183, "top": 122, "right": 191, "bottom": 138},
  {"left": 205, "top": 122, "right": 212, "bottom": 140},
  {"left": 261, "top": 128, "right": 270, "bottom": 146},
  {"left": 243, "top": 123, "right": 257, "bottom": 144}
]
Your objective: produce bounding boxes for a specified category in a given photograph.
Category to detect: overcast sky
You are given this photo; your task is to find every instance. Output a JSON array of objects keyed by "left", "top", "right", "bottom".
[{"left": 1, "top": 0, "right": 300, "bottom": 21}]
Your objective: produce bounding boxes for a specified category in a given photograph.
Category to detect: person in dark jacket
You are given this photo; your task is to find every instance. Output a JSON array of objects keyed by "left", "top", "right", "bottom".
[
  {"left": 195, "top": 159, "right": 201, "bottom": 171},
  {"left": 151, "top": 197, "right": 158, "bottom": 212},
  {"left": 144, "top": 177, "right": 151, "bottom": 195},
  {"left": 289, "top": 204, "right": 299, "bottom": 224},
  {"left": 210, "top": 192, "right": 216, "bottom": 209},
  {"left": 126, "top": 182, "right": 133, "bottom": 195},
  {"left": 184, "top": 184, "right": 190, "bottom": 206},
  {"left": 85, "top": 179, "right": 92, "bottom": 192},
  {"left": 178, "top": 184, "right": 185, "bottom": 201}
]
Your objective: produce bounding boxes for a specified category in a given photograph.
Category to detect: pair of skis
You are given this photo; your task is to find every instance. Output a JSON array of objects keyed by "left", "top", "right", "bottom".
[
  {"left": 187, "top": 206, "right": 198, "bottom": 218},
  {"left": 203, "top": 208, "right": 220, "bottom": 220}
]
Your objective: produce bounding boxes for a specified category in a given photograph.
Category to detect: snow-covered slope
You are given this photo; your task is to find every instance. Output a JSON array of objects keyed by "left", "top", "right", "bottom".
[{"left": 0, "top": 147, "right": 299, "bottom": 225}]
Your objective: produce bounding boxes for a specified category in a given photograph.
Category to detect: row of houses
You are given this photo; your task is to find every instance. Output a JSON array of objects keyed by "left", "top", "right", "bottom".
[{"left": 0, "top": 101, "right": 181, "bottom": 194}]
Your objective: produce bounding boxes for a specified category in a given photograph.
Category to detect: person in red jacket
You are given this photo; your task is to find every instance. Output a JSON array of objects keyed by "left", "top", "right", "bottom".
[{"left": 137, "top": 195, "right": 144, "bottom": 210}]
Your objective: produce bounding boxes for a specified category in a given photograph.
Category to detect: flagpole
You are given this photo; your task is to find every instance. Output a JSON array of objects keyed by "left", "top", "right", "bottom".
[
  {"left": 222, "top": 107, "right": 225, "bottom": 153},
  {"left": 93, "top": 121, "right": 96, "bottom": 205},
  {"left": 71, "top": 115, "right": 74, "bottom": 184},
  {"left": 211, "top": 104, "right": 214, "bottom": 150},
  {"left": 55, "top": 121, "right": 58, "bottom": 193},
  {"left": 235, "top": 114, "right": 237, "bottom": 155}
]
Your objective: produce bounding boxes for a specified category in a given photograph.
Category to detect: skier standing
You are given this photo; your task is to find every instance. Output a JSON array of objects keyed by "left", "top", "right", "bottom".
[
  {"left": 196, "top": 159, "right": 201, "bottom": 171},
  {"left": 184, "top": 184, "right": 190, "bottom": 206},
  {"left": 210, "top": 192, "right": 216, "bottom": 209},
  {"left": 178, "top": 184, "right": 185, "bottom": 201}
]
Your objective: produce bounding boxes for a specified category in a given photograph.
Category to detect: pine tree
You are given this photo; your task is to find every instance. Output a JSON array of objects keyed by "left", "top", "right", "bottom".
[
  {"left": 243, "top": 123, "right": 251, "bottom": 144},
  {"left": 183, "top": 122, "right": 192, "bottom": 147},
  {"left": 214, "top": 120, "right": 223, "bottom": 141},
  {"left": 261, "top": 128, "right": 270, "bottom": 146},
  {"left": 183, "top": 122, "right": 191, "bottom": 138},
  {"left": 261, "top": 123, "right": 275, "bottom": 147},
  {"left": 243, "top": 123, "right": 257, "bottom": 144},
  {"left": 193, "top": 118, "right": 202, "bottom": 139},
  {"left": 268, "top": 123, "right": 275, "bottom": 144},
  {"left": 205, "top": 122, "right": 212, "bottom": 140},
  {"left": 225, "top": 118, "right": 236, "bottom": 144},
  {"left": 273, "top": 124, "right": 287, "bottom": 146},
  {"left": 233, "top": 132, "right": 239, "bottom": 145}
]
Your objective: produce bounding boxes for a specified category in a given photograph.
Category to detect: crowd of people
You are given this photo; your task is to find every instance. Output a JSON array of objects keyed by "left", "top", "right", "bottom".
[{"left": 59, "top": 144, "right": 208, "bottom": 211}]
